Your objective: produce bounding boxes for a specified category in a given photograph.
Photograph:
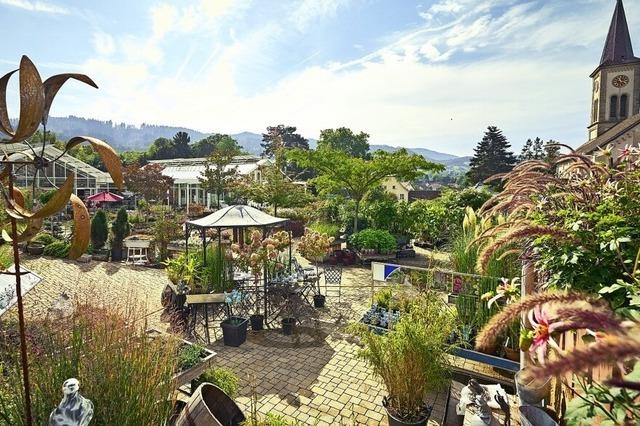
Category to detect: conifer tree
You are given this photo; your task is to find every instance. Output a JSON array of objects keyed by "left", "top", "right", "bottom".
[{"left": 467, "top": 126, "right": 517, "bottom": 185}]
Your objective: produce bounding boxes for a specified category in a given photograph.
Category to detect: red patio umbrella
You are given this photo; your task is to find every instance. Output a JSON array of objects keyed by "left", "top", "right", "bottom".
[{"left": 86, "top": 191, "right": 124, "bottom": 203}]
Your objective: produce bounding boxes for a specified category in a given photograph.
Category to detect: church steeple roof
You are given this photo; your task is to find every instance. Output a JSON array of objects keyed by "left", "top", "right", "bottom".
[{"left": 600, "top": 0, "right": 638, "bottom": 66}]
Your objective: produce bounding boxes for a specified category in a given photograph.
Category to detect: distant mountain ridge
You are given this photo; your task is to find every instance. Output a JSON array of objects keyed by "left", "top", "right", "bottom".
[{"left": 43, "top": 116, "right": 469, "bottom": 167}]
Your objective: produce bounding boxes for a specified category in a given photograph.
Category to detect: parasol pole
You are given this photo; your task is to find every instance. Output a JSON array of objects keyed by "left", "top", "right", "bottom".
[{"left": 8, "top": 168, "right": 33, "bottom": 426}]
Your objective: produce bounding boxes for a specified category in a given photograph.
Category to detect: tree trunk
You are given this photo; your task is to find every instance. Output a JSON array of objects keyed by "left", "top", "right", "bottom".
[
  {"left": 216, "top": 192, "right": 221, "bottom": 209},
  {"left": 274, "top": 204, "right": 278, "bottom": 217},
  {"left": 353, "top": 200, "right": 360, "bottom": 234}
]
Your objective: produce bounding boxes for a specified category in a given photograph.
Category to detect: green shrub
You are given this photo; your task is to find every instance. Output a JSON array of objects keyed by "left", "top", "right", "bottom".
[
  {"left": 373, "top": 288, "right": 392, "bottom": 309},
  {"left": 33, "top": 232, "right": 59, "bottom": 246},
  {"left": 111, "top": 207, "right": 130, "bottom": 244},
  {"left": 192, "top": 367, "right": 239, "bottom": 398},
  {"left": 350, "top": 229, "right": 397, "bottom": 253},
  {"left": 43, "top": 241, "right": 70, "bottom": 258},
  {"left": 242, "top": 413, "right": 304, "bottom": 426},
  {"left": 308, "top": 222, "right": 340, "bottom": 238},
  {"left": 38, "top": 189, "right": 56, "bottom": 205},
  {"left": 90, "top": 209, "right": 109, "bottom": 250}
]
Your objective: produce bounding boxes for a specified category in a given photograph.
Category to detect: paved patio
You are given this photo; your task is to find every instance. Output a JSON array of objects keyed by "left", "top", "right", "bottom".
[{"left": 10, "top": 255, "right": 513, "bottom": 425}]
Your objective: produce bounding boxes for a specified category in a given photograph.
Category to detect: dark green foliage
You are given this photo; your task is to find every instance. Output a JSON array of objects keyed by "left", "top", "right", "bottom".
[
  {"left": 317, "top": 127, "right": 371, "bottom": 159},
  {"left": 43, "top": 241, "right": 70, "bottom": 258},
  {"left": 520, "top": 137, "right": 561, "bottom": 162},
  {"left": 261, "top": 125, "right": 310, "bottom": 179},
  {"left": 112, "top": 207, "right": 130, "bottom": 243},
  {"left": 467, "top": 126, "right": 517, "bottom": 185},
  {"left": 34, "top": 232, "right": 59, "bottom": 246},
  {"left": 192, "top": 134, "right": 242, "bottom": 158},
  {"left": 192, "top": 367, "right": 239, "bottom": 398},
  {"left": 90, "top": 209, "right": 109, "bottom": 250},
  {"left": 350, "top": 229, "right": 397, "bottom": 253}
]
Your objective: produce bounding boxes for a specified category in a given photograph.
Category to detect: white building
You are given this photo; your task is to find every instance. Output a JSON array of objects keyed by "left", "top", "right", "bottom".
[{"left": 149, "top": 155, "right": 272, "bottom": 209}]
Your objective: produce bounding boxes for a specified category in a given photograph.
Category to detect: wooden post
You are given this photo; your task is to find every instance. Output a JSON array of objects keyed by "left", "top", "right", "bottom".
[{"left": 521, "top": 261, "right": 536, "bottom": 368}]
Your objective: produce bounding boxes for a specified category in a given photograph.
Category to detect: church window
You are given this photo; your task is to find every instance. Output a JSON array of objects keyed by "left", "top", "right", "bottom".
[
  {"left": 610, "top": 95, "right": 618, "bottom": 119},
  {"left": 593, "top": 100, "right": 599, "bottom": 121},
  {"left": 620, "top": 94, "right": 629, "bottom": 118}
]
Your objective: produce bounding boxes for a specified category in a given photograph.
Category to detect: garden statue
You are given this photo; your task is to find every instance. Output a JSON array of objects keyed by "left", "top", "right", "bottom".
[{"left": 48, "top": 378, "right": 94, "bottom": 426}]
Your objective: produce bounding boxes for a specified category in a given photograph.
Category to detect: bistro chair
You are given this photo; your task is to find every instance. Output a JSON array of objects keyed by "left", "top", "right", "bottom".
[{"left": 323, "top": 267, "right": 343, "bottom": 303}]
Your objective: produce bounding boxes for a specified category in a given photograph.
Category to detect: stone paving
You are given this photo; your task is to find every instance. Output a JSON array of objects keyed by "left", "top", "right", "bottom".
[{"left": 8, "top": 254, "right": 513, "bottom": 425}]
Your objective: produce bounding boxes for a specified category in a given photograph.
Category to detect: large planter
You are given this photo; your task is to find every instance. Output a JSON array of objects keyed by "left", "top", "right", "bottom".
[
  {"left": 111, "top": 245, "right": 124, "bottom": 261},
  {"left": 515, "top": 368, "right": 551, "bottom": 405},
  {"left": 281, "top": 317, "right": 296, "bottom": 335},
  {"left": 313, "top": 294, "right": 326, "bottom": 308},
  {"left": 176, "top": 383, "right": 245, "bottom": 426},
  {"left": 504, "top": 347, "right": 520, "bottom": 361},
  {"left": 383, "top": 397, "right": 431, "bottom": 426},
  {"left": 250, "top": 314, "right": 264, "bottom": 331},
  {"left": 221, "top": 317, "right": 248, "bottom": 347},
  {"left": 146, "top": 329, "right": 216, "bottom": 387},
  {"left": 25, "top": 242, "right": 45, "bottom": 256}
]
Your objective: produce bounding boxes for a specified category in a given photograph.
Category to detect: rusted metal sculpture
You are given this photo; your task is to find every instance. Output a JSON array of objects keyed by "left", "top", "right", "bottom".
[{"left": 0, "top": 55, "right": 123, "bottom": 425}]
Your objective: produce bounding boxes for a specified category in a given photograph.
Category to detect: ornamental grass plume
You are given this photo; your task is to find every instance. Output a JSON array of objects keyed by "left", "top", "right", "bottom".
[
  {"left": 474, "top": 292, "right": 605, "bottom": 353},
  {"left": 529, "top": 333, "right": 640, "bottom": 380},
  {"left": 476, "top": 225, "right": 573, "bottom": 273}
]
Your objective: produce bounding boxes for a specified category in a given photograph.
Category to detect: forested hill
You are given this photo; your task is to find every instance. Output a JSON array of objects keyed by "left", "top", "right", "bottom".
[{"left": 44, "top": 116, "right": 209, "bottom": 151}]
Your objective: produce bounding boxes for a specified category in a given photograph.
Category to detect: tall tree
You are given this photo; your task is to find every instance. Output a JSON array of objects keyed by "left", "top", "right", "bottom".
[
  {"left": 146, "top": 137, "right": 175, "bottom": 160},
  {"left": 124, "top": 163, "right": 174, "bottom": 202},
  {"left": 543, "top": 140, "right": 561, "bottom": 163},
  {"left": 172, "top": 131, "right": 191, "bottom": 158},
  {"left": 236, "top": 163, "right": 311, "bottom": 216},
  {"left": 192, "top": 134, "right": 242, "bottom": 158},
  {"left": 288, "top": 147, "right": 442, "bottom": 233},
  {"left": 261, "top": 125, "right": 309, "bottom": 157},
  {"left": 520, "top": 137, "right": 545, "bottom": 161},
  {"left": 466, "top": 126, "right": 517, "bottom": 185},
  {"left": 198, "top": 141, "right": 242, "bottom": 209},
  {"left": 317, "top": 127, "right": 371, "bottom": 159},
  {"left": 261, "top": 125, "right": 310, "bottom": 178}
]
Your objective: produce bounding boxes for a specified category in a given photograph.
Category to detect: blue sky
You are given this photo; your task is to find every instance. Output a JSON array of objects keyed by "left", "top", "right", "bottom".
[{"left": 0, "top": 0, "right": 634, "bottom": 155}]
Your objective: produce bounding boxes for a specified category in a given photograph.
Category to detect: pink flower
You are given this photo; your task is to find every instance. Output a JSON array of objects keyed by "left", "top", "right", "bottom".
[{"left": 528, "top": 305, "right": 563, "bottom": 364}]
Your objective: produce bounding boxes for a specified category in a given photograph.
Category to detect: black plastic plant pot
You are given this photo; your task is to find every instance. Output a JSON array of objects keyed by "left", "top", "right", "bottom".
[
  {"left": 383, "top": 397, "right": 431, "bottom": 426},
  {"left": 313, "top": 294, "right": 326, "bottom": 308},
  {"left": 221, "top": 316, "right": 248, "bottom": 347},
  {"left": 250, "top": 314, "right": 264, "bottom": 331},
  {"left": 281, "top": 317, "right": 296, "bottom": 335}
]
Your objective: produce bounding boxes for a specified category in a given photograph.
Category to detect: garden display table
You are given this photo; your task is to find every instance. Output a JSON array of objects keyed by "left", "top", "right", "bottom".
[{"left": 186, "top": 293, "right": 229, "bottom": 344}]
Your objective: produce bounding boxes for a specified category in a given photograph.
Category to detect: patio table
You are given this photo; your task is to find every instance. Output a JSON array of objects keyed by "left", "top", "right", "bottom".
[{"left": 185, "top": 293, "right": 229, "bottom": 344}]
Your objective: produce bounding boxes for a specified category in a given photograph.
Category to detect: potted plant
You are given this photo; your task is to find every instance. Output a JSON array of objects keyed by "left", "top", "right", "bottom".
[
  {"left": 221, "top": 290, "right": 248, "bottom": 346},
  {"left": 90, "top": 209, "right": 110, "bottom": 261},
  {"left": 358, "top": 292, "right": 454, "bottom": 426},
  {"left": 281, "top": 316, "right": 296, "bottom": 336},
  {"left": 230, "top": 230, "right": 290, "bottom": 331},
  {"left": 25, "top": 241, "right": 45, "bottom": 255},
  {"left": 111, "top": 207, "right": 130, "bottom": 261},
  {"left": 297, "top": 228, "right": 334, "bottom": 307}
]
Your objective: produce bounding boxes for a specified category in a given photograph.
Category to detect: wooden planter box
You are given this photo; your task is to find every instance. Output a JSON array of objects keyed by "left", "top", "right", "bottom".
[{"left": 146, "top": 328, "right": 216, "bottom": 387}]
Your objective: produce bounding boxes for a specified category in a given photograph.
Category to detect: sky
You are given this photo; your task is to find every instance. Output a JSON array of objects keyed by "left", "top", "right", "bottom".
[{"left": 0, "top": 0, "right": 635, "bottom": 156}]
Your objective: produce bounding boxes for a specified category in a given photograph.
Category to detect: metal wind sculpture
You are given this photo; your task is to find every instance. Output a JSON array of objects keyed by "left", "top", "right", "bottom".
[{"left": 0, "top": 55, "right": 123, "bottom": 425}]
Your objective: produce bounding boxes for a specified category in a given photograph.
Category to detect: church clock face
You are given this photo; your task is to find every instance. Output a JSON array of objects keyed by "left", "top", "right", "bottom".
[{"left": 612, "top": 74, "right": 630, "bottom": 88}]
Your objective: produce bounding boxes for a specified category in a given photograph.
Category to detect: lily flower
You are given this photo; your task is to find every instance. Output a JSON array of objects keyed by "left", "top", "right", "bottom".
[{"left": 528, "top": 305, "right": 563, "bottom": 363}]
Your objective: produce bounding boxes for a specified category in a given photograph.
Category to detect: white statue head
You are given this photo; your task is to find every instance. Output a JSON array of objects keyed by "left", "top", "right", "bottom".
[{"left": 62, "top": 378, "right": 79, "bottom": 396}]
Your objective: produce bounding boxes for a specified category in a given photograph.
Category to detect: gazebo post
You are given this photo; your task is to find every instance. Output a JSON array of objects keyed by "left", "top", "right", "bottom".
[
  {"left": 185, "top": 223, "right": 189, "bottom": 256},
  {"left": 218, "top": 229, "right": 223, "bottom": 289},
  {"left": 202, "top": 228, "right": 207, "bottom": 263},
  {"left": 263, "top": 226, "right": 268, "bottom": 321},
  {"left": 287, "top": 222, "right": 292, "bottom": 273}
]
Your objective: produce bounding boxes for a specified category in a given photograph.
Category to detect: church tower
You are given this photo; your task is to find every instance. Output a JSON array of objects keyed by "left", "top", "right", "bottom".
[{"left": 589, "top": 0, "right": 640, "bottom": 140}]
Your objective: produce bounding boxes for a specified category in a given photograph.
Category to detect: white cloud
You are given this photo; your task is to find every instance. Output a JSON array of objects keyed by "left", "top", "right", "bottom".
[
  {"left": 51, "top": 0, "right": 622, "bottom": 155},
  {"left": 151, "top": 4, "right": 178, "bottom": 39},
  {"left": 0, "top": 0, "right": 68, "bottom": 14},
  {"left": 92, "top": 32, "right": 116, "bottom": 56},
  {"left": 289, "top": 0, "right": 350, "bottom": 32}
]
